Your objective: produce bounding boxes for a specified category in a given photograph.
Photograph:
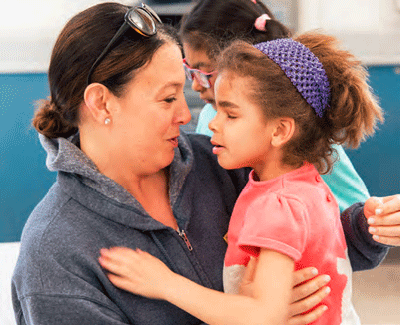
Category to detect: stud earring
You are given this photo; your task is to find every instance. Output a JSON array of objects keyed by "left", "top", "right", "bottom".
[{"left": 104, "top": 118, "right": 111, "bottom": 125}]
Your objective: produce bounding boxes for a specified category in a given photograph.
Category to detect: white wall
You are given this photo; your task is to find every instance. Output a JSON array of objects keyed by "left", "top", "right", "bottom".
[
  {"left": 0, "top": 0, "right": 134, "bottom": 73},
  {"left": 298, "top": 0, "right": 400, "bottom": 65},
  {"left": 1, "top": 0, "right": 400, "bottom": 72}
]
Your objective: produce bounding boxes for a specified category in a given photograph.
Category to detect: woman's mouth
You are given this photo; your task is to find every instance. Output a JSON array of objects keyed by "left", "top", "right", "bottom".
[{"left": 168, "top": 137, "right": 179, "bottom": 148}]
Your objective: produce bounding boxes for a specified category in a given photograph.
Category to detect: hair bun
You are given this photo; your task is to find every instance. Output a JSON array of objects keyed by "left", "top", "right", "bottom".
[{"left": 32, "top": 99, "right": 77, "bottom": 139}]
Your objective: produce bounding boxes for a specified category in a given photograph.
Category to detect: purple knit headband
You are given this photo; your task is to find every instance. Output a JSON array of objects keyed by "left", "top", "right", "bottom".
[{"left": 254, "top": 39, "right": 331, "bottom": 118}]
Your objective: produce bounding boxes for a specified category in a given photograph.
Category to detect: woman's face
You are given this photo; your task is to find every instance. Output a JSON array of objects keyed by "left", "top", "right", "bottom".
[
  {"left": 109, "top": 43, "right": 191, "bottom": 175},
  {"left": 183, "top": 42, "right": 218, "bottom": 108}
]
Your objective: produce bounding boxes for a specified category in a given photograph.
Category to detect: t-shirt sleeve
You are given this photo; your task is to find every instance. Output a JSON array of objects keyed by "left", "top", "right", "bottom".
[{"left": 237, "top": 193, "right": 309, "bottom": 261}]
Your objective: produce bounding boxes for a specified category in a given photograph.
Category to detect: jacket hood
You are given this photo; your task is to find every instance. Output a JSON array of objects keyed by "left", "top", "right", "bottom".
[{"left": 39, "top": 133, "right": 194, "bottom": 226}]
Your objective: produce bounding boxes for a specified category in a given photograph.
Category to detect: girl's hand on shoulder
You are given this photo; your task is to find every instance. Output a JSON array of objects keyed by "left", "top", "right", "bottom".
[
  {"left": 364, "top": 195, "right": 400, "bottom": 246},
  {"left": 99, "top": 247, "right": 175, "bottom": 300}
]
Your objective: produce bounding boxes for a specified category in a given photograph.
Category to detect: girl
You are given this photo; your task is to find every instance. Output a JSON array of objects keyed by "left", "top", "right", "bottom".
[
  {"left": 180, "top": 0, "right": 372, "bottom": 214},
  {"left": 99, "top": 32, "right": 383, "bottom": 324}
]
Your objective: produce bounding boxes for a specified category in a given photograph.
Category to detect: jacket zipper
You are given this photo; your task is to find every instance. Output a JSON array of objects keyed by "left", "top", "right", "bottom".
[{"left": 177, "top": 228, "right": 193, "bottom": 251}]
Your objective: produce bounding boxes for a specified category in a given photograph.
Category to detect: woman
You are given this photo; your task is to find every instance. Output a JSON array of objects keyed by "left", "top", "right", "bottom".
[
  {"left": 180, "top": 0, "right": 371, "bottom": 213},
  {"left": 12, "top": 2, "right": 400, "bottom": 325}
]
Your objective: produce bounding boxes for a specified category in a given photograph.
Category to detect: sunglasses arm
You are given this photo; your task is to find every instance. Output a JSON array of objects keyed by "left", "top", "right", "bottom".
[{"left": 86, "top": 22, "right": 130, "bottom": 85}]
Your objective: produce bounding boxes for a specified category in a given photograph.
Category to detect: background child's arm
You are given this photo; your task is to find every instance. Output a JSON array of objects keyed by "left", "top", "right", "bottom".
[{"left": 99, "top": 247, "right": 294, "bottom": 325}]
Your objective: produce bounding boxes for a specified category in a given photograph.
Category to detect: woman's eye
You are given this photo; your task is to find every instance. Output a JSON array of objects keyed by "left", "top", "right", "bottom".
[
  {"left": 227, "top": 114, "right": 237, "bottom": 119},
  {"left": 165, "top": 97, "right": 177, "bottom": 104}
]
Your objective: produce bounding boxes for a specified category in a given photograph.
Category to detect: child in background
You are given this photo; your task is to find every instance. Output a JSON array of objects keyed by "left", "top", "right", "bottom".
[{"left": 99, "top": 32, "right": 383, "bottom": 324}]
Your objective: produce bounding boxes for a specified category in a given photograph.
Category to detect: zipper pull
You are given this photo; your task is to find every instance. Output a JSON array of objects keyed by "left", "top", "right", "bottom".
[{"left": 177, "top": 229, "right": 193, "bottom": 251}]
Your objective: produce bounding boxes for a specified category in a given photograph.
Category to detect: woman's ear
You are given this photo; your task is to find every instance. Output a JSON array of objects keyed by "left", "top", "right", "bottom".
[
  {"left": 83, "top": 83, "right": 112, "bottom": 124},
  {"left": 271, "top": 117, "right": 296, "bottom": 148}
]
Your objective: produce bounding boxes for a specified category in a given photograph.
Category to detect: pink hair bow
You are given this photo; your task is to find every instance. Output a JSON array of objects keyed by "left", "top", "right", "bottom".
[
  {"left": 254, "top": 14, "right": 271, "bottom": 32},
  {"left": 251, "top": 0, "right": 257, "bottom": 3}
]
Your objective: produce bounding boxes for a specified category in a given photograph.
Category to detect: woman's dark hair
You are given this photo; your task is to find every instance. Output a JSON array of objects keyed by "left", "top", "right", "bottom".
[
  {"left": 33, "top": 2, "right": 179, "bottom": 139},
  {"left": 217, "top": 33, "right": 384, "bottom": 173},
  {"left": 179, "top": 0, "right": 291, "bottom": 58}
]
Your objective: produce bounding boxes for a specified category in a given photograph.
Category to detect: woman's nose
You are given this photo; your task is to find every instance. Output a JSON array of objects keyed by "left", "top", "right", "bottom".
[{"left": 176, "top": 99, "right": 192, "bottom": 125}]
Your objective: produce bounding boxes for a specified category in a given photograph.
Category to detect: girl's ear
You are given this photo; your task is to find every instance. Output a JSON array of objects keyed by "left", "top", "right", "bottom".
[
  {"left": 271, "top": 117, "right": 296, "bottom": 148},
  {"left": 83, "top": 83, "right": 112, "bottom": 124}
]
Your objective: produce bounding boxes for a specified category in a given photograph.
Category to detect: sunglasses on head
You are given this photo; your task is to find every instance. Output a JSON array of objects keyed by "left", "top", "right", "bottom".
[
  {"left": 183, "top": 58, "right": 218, "bottom": 89},
  {"left": 87, "top": 3, "right": 162, "bottom": 85}
]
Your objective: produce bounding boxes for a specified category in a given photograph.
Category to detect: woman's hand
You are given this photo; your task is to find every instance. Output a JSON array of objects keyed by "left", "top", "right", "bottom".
[
  {"left": 99, "top": 247, "right": 176, "bottom": 300},
  {"left": 288, "top": 267, "right": 331, "bottom": 325},
  {"left": 364, "top": 195, "right": 400, "bottom": 246},
  {"left": 240, "top": 258, "right": 331, "bottom": 325}
]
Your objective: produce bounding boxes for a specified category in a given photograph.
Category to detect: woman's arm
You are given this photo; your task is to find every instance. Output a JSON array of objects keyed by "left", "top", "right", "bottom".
[{"left": 99, "top": 247, "right": 294, "bottom": 325}]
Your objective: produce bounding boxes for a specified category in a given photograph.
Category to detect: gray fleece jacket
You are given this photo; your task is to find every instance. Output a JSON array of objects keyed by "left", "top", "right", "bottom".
[{"left": 12, "top": 132, "right": 388, "bottom": 325}]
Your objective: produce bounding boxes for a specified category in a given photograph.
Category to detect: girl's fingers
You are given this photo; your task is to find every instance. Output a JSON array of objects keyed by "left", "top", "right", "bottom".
[
  {"left": 288, "top": 304, "right": 328, "bottom": 325},
  {"left": 107, "top": 273, "right": 137, "bottom": 292},
  {"left": 98, "top": 255, "right": 126, "bottom": 276},
  {"left": 99, "top": 247, "right": 141, "bottom": 276},
  {"left": 290, "top": 285, "right": 330, "bottom": 317}
]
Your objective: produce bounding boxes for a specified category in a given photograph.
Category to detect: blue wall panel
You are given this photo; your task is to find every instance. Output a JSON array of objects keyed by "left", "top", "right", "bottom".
[
  {"left": 345, "top": 66, "right": 400, "bottom": 197},
  {"left": 0, "top": 74, "right": 55, "bottom": 242}
]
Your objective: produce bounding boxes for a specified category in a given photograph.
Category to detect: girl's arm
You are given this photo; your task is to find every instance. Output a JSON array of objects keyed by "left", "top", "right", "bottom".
[{"left": 99, "top": 247, "right": 294, "bottom": 325}]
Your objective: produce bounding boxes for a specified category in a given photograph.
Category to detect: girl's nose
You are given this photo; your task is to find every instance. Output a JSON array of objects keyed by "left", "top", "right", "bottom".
[
  {"left": 191, "top": 77, "right": 205, "bottom": 93},
  {"left": 208, "top": 114, "right": 218, "bottom": 132}
]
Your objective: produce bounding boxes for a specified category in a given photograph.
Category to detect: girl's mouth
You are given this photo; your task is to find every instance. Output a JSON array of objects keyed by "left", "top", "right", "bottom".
[{"left": 211, "top": 143, "right": 224, "bottom": 155}]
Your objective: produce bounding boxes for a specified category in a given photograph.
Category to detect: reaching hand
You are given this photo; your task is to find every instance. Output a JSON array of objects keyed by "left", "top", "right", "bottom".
[
  {"left": 364, "top": 195, "right": 400, "bottom": 246},
  {"left": 99, "top": 247, "right": 176, "bottom": 300}
]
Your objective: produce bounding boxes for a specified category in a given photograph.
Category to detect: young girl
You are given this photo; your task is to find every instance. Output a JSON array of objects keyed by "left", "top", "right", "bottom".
[{"left": 99, "top": 32, "right": 383, "bottom": 324}]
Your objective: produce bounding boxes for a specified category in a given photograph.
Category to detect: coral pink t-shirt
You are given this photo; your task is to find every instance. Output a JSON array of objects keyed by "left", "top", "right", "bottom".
[{"left": 223, "top": 163, "right": 360, "bottom": 325}]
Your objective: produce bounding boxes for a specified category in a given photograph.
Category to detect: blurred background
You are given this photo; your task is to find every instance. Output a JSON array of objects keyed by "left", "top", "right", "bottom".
[{"left": 0, "top": 1, "right": 399, "bottom": 324}]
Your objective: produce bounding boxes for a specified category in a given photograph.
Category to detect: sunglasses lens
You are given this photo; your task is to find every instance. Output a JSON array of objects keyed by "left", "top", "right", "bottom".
[
  {"left": 126, "top": 8, "right": 156, "bottom": 36},
  {"left": 141, "top": 3, "right": 162, "bottom": 23}
]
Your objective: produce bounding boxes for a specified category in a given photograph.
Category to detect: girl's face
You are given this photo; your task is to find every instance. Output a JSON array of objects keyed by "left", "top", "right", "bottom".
[
  {"left": 183, "top": 42, "right": 218, "bottom": 108},
  {"left": 209, "top": 72, "right": 278, "bottom": 172},
  {"left": 109, "top": 43, "right": 191, "bottom": 175}
]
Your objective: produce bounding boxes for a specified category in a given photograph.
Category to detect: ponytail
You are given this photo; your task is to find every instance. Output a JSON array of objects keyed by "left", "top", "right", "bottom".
[{"left": 294, "top": 32, "right": 384, "bottom": 149}]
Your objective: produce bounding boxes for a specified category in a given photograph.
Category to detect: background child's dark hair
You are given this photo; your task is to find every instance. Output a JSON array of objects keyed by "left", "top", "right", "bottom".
[
  {"left": 179, "top": 0, "right": 291, "bottom": 58},
  {"left": 216, "top": 32, "right": 384, "bottom": 173}
]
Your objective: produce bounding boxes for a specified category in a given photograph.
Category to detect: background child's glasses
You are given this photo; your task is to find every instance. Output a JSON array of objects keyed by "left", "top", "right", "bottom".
[{"left": 183, "top": 58, "right": 217, "bottom": 89}]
